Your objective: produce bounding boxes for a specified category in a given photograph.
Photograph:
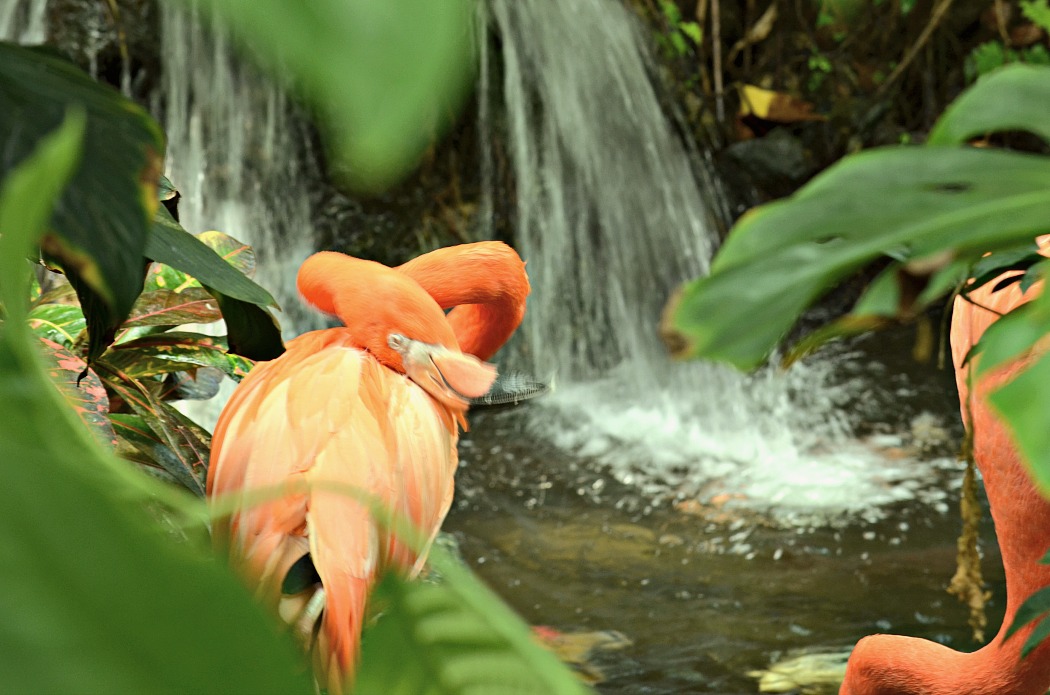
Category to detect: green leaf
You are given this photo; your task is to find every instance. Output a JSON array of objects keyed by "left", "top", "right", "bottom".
[
  {"left": 1021, "top": 0, "right": 1050, "bottom": 33},
  {"left": 680, "top": 21, "right": 703, "bottom": 45},
  {"left": 103, "top": 331, "right": 254, "bottom": 381},
  {"left": 667, "top": 147, "right": 1050, "bottom": 368},
  {"left": 213, "top": 291, "right": 286, "bottom": 361},
  {"left": 1006, "top": 585, "right": 1050, "bottom": 641},
  {"left": 0, "top": 112, "right": 311, "bottom": 695},
  {"left": 146, "top": 207, "right": 276, "bottom": 307},
  {"left": 0, "top": 42, "right": 163, "bottom": 324},
  {"left": 183, "top": 0, "right": 475, "bottom": 192},
  {"left": 99, "top": 365, "right": 210, "bottom": 496},
  {"left": 26, "top": 302, "right": 86, "bottom": 347},
  {"left": 124, "top": 288, "right": 223, "bottom": 327},
  {"left": 197, "top": 230, "right": 257, "bottom": 278},
  {"left": 110, "top": 412, "right": 187, "bottom": 484},
  {"left": 355, "top": 546, "right": 591, "bottom": 695},
  {"left": 38, "top": 336, "right": 117, "bottom": 449},
  {"left": 929, "top": 64, "right": 1050, "bottom": 145},
  {"left": 1022, "top": 616, "right": 1050, "bottom": 659}
]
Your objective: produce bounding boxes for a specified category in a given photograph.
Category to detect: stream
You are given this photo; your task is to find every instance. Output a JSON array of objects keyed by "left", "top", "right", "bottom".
[{"left": 446, "top": 325, "right": 1000, "bottom": 694}]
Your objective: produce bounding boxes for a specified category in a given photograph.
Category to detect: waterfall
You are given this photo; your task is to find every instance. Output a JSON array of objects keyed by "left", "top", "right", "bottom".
[
  {"left": 156, "top": 6, "right": 319, "bottom": 338},
  {"left": 0, "top": 0, "right": 46, "bottom": 44},
  {"left": 478, "top": 0, "right": 952, "bottom": 521}
]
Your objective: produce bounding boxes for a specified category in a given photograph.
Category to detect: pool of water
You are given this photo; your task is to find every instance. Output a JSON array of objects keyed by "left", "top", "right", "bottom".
[{"left": 443, "top": 327, "right": 1007, "bottom": 694}]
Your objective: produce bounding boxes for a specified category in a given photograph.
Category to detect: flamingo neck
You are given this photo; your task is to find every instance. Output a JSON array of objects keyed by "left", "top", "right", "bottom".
[
  {"left": 843, "top": 282, "right": 1050, "bottom": 695},
  {"left": 398, "top": 241, "right": 529, "bottom": 361},
  {"left": 296, "top": 251, "right": 459, "bottom": 369}
]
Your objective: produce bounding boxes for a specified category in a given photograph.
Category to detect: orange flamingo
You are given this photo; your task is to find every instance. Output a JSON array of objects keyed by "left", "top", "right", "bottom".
[
  {"left": 207, "top": 241, "right": 529, "bottom": 693},
  {"left": 841, "top": 266, "right": 1050, "bottom": 694}
]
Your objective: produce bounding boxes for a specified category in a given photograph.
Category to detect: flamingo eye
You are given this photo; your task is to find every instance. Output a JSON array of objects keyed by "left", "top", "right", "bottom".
[{"left": 387, "top": 333, "right": 407, "bottom": 351}]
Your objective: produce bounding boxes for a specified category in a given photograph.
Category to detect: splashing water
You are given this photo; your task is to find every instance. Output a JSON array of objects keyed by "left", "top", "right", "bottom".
[{"left": 478, "top": 0, "right": 957, "bottom": 520}]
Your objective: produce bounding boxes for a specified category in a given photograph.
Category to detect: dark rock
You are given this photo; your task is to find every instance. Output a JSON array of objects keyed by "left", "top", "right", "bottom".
[
  {"left": 46, "top": 0, "right": 159, "bottom": 100},
  {"left": 718, "top": 128, "right": 819, "bottom": 202}
]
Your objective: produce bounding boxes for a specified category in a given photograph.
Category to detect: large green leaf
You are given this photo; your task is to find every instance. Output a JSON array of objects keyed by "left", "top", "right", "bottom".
[
  {"left": 146, "top": 208, "right": 285, "bottom": 360},
  {"left": 0, "top": 114, "right": 311, "bottom": 694},
  {"left": 928, "top": 64, "right": 1050, "bottom": 145},
  {"left": 146, "top": 207, "right": 276, "bottom": 307},
  {"left": 182, "top": 0, "right": 475, "bottom": 192},
  {"left": 667, "top": 146, "right": 1050, "bottom": 369},
  {"left": 355, "top": 547, "right": 592, "bottom": 695},
  {"left": 0, "top": 42, "right": 162, "bottom": 327}
]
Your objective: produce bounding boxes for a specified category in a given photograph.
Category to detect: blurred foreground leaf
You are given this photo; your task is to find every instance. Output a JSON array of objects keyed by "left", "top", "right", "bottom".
[
  {"left": 0, "top": 113, "right": 311, "bottom": 694},
  {"left": 356, "top": 546, "right": 591, "bottom": 695},
  {"left": 182, "top": 0, "right": 475, "bottom": 192}
]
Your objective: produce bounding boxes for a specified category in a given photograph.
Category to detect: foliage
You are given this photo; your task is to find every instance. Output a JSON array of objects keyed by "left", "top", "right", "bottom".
[
  {"left": 0, "top": 111, "right": 313, "bottom": 695},
  {"left": 655, "top": 0, "right": 703, "bottom": 60},
  {"left": 965, "top": 0, "right": 1050, "bottom": 82},
  {"left": 665, "top": 64, "right": 1050, "bottom": 491},
  {"left": 356, "top": 547, "right": 591, "bottom": 695}
]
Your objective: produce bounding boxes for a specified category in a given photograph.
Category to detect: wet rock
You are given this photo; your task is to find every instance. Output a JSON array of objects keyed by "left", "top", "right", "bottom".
[{"left": 718, "top": 127, "right": 819, "bottom": 202}]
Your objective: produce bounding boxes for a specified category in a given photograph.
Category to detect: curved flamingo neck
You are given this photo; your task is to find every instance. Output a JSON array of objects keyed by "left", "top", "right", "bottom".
[
  {"left": 296, "top": 251, "right": 459, "bottom": 369},
  {"left": 398, "top": 241, "right": 529, "bottom": 361}
]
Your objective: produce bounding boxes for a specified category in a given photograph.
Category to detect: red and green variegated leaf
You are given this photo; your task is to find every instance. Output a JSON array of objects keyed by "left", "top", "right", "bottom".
[
  {"left": 32, "top": 280, "right": 79, "bottom": 308},
  {"left": 143, "top": 261, "right": 195, "bottom": 293},
  {"left": 197, "top": 230, "right": 256, "bottom": 278},
  {"left": 123, "top": 288, "right": 223, "bottom": 328},
  {"left": 27, "top": 303, "right": 86, "bottom": 348},
  {"left": 109, "top": 413, "right": 192, "bottom": 488},
  {"left": 37, "top": 337, "right": 116, "bottom": 449},
  {"left": 102, "top": 331, "right": 254, "bottom": 381},
  {"left": 98, "top": 365, "right": 208, "bottom": 496},
  {"left": 159, "top": 367, "right": 224, "bottom": 401}
]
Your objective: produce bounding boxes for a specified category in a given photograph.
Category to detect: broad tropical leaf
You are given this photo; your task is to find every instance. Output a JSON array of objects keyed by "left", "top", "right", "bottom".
[
  {"left": 0, "top": 112, "right": 310, "bottom": 695},
  {"left": 123, "top": 288, "right": 223, "bottom": 327},
  {"left": 929, "top": 64, "right": 1050, "bottom": 145},
  {"left": 37, "top": 336, "right": 117, "bottom": 449},
  {"left": 27, "top": 302, "right": 86, "bottom": 348},
  {"left": 355, "top": 546, "right": 592, "bottom": 695},
  {"left": 146, "top": 207, "right": 276, "bottom": 307},
  {"left": 145, "top": 208, "right": 285, "bottom": 360},
  {"left": 0, "top": 43, "right": 162, "bottom": 323},
  {"left": 197, "top": 230, "right": 257, "bottom": 278},
  {"left": 666, "top": 147, "right": 1050, "bottom": 369}
]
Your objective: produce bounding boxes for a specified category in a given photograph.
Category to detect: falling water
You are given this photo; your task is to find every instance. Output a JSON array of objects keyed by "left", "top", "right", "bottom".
[
  {"left": 0, "top": 0, "right": 46, "bottom": 43},
  {"left": 478, "top": 0, "right": 956, "bottom": 521},
  {"left": 156, "top": 6, "right": 319, "bottom": 337}
]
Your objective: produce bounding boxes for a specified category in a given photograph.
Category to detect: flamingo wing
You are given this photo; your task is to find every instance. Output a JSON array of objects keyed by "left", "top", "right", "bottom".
[{"left": 209, "top": 329, "right": 459, "bottom": 692}]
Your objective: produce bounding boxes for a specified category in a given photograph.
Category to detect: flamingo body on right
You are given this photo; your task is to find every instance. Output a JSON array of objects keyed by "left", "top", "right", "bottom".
[{"left": 841, "top": 269, "right": 1050, "bottom": 694}]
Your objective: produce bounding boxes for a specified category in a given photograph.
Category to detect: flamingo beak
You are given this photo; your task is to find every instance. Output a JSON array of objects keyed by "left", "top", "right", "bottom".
[{"left": 387, "top": 334, "right": 498, "bottom": 408}]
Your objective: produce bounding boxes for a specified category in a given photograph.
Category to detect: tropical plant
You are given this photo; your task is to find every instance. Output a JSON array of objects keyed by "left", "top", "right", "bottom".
[{"left": 661, "top": 62, "right": 1050, "bottom": 648}]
